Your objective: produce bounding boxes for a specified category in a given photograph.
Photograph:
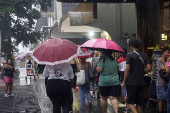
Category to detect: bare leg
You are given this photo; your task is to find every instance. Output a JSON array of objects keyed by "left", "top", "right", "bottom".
[
  {"left": 9, "top": 82, "right": 13, "bottom": 94},
  {"left": 5, "top": 83, "right": 9, "bottom": 94},
  {"left": 136, "top": 105, "right": 143, "bottom": 113},
  {"left": 37, "top": 73, "right": 39, "bottom": 79},
  {"left": 124, "top": 96, "right": 129, "bottom": 109},
  {"left": 121, "top": 91, "right": 124, "bottom": 102},
  {"left": 158, "top": 99, "right": 163, "bottom": 112},
  {"left": 128, "top": 104, "right": 138, "bottom": 113},
  {"left": 101, "top": 96, "right": 108, "bottom": 113},
  {"left": 109, "top": 96, "right": 119, "bottom": 113}
]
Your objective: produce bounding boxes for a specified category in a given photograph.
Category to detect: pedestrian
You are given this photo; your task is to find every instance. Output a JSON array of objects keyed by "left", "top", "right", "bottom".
[
  {"left": 115, "top": 52, "right": 121, "bottom": 59},
  {"left": 121, "top": 38, "right": 151, "bottom": 113},
  {"left": 90, "top": 51, "right": 100, "bottom": 97},
  {"left": 27, "top": 60, "right": 32, "bottom": 68},
  {"left": 96, "top": 49, "right": 119, "bottom": 113},
  {"left": 156, "top": 47, "right": 170, "bottom": 113},
  {"left": 43, "top": 63, "right": 74, "bottom": 113},
  {"left": 117, "top": 48, "right": 129, "bottom": 110},
  {"left": 34, "top": 62, "right": 39, "bottom": 79},
  {"left": 77, "top": 57, "right": 93, "bottom": 108},
  {"left": 1, "top": 59, "right": 16, "bottom": 97},
  {"left": 165, "top": 60, "right": 170, "bottom": 113}
]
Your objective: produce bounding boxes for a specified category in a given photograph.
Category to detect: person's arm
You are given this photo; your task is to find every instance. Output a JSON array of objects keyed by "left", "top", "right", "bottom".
[
  {"left": 162, "top": 57, "right": 170, "bottom": 72},
  {"left": 121, "top": 54, "right": 130, "bottom": 87},
  {"left": 121, "top": 64, "right": 130, "bottom": 87},
  {"left": 145, "top": 64, "right": 151, "bottom": 74},
  {"left": 68, "top": 64, "right": 74, "bottom": 89},
  {"left": 1, "top": 65, "right": 6, "bottom": 79},
  {"left": 96, "top": 67, "right": 103, "bottom": 73},
  {"left": 43, "top": 66, "right": 49, "bottom": 78},
  {"left": 88, "top": 62, "right": 94, "bottom": 72},
  {"left": 96, "top": 58, "right": 104, "bottom": 73}
]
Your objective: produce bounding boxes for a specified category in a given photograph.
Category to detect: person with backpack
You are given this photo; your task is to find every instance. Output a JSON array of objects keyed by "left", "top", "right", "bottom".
[
  {"left": 121, "top": 38, "right": 151, "bottom": 113},
  {"left": 156, "top": 47, "right": 170, "bottom": 113},
  {"left": 96, "top": 49, "right": 119, "bottom": 113}
]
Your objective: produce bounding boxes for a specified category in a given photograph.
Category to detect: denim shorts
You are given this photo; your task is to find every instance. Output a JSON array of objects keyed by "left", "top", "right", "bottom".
[{"left": 156, "top": 86, "right": 168, "bottom": 100}]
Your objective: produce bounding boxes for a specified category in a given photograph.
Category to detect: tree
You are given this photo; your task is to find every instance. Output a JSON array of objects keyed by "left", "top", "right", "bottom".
[{"left": 0, "top": 0, "right": 52, "bottom": 60}]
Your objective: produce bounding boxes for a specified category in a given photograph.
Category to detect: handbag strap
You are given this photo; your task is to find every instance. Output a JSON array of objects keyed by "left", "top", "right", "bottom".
[{"left": 133, "top": 51, "right": 145, "bottom": 66}]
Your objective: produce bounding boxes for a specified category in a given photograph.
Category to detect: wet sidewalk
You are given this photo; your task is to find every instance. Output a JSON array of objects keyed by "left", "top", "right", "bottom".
[{"left": 0, "top": 68, "right": 157, "bottom": 113}]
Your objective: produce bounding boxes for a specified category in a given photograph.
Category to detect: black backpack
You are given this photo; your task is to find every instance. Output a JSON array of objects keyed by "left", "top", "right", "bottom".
[{"left": 159, "top": 70, "right": 169, "bottom": 83}]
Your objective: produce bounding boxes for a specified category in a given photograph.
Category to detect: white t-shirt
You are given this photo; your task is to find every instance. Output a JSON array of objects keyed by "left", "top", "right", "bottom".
[{"left": 43, "top": 63, "right": 74, "bottom": 81}]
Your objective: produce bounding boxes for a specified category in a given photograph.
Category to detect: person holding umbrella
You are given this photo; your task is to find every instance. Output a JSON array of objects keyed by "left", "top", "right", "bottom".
[
  {"left": 77, "top": 57, "right": 93, "bottom": 108},
  {"left": 81, "top": 38, "right": 124, "bottom": 113},
  {"left": 31, "top": 38, "right": 79, "bottom": 113},
  {"left": 96, "top": 50, "right": 119, "bottom": 113},
  {"left": 77, "top": 48, "right": 94, "bottom": 107}
]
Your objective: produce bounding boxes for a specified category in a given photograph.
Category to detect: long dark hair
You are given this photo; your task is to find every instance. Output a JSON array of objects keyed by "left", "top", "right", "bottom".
[{"left": 104, "top": 50, "right": 114, "bottom": 60}]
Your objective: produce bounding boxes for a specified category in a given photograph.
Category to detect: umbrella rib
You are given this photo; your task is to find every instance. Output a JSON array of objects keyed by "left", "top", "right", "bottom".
[
  {"left": 58, "top": 44, "right": 68, "bottom": 60},
  {"left": 38, "top": 46, "right": 49, "bottom": 61}
]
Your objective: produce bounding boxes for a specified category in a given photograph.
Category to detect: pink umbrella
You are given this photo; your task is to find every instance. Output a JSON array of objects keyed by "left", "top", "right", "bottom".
[
  {"left": 81, "top": 38, "right": 124, "bottom": 52},
  {"left": 31, "top": 38, "right": 79, "bottom": 65}
]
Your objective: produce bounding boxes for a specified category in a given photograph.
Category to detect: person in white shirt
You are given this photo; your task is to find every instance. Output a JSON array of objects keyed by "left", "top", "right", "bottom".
[{"left": 43, "top": 63, "right": 74, "bottom": 113}]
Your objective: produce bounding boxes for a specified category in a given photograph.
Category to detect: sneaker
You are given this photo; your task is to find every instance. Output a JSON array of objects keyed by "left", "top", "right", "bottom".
[
  {"left": 4, "top": 94, "right": 8, "bottom": 97},
  {"left": 9, "top": 94, "right": 15, "bottom": 96}
]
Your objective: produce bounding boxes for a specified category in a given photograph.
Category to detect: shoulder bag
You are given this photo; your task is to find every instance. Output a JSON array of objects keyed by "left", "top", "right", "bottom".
[{"left": 75, "top": 63, "right": 85, "bottom": 85}]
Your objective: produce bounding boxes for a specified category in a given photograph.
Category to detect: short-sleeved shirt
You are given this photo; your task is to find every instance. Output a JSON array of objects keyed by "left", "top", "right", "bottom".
[
  {"left": 156, "top": 58, "right": 168, "bottom": 86},
  {"left": 117, "top": 57, "right": 126, "bottom": 72},
  {"left": 126, "top": 51, "right": 150, "bottom": 86},
  {"left": 97, "top": 57, "right": 119, "bottom": 86},
  {"left": 43, "top": 63, "right": 74, "bottom": 81}
]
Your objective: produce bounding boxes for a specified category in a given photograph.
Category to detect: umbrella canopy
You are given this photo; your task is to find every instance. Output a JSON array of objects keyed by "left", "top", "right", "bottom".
[
  {"left": 31, "top": 38, "right": 79, "bottom": 65},
  {"left": 25, "top": 51, "right": 33, "bottom": 57},
  {"left": 16, "top": 54, "right": 25, "bottom": 60},
  {"left": 78, "top": 48, "right": 94, "bottom": 58},
  {"left": 81, "top": 38, "right": 124, "bottom": 52}
]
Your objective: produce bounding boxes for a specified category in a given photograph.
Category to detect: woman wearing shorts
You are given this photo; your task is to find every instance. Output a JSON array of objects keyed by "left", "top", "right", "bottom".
[
  {"left": 97, "top": 50, "right": 119, "bottom": 113},
  {"left": 1, "top": 59, "right": 16, "bottom": 97}
]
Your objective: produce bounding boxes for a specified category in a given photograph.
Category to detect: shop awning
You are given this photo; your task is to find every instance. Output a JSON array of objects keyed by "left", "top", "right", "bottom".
[{"left": 57, "top": 0, "right": 136, "bottom": 3}]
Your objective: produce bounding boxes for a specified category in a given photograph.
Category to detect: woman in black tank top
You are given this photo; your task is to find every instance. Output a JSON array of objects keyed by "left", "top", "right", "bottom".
[{"left": 1, "top": 59, "right": 16, "bottom": 97}]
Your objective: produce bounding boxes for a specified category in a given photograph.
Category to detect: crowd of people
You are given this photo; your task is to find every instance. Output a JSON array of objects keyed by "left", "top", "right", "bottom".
[
  {"left": 42, "top": 38, "right": 152, "bottom": 113},
  {"left": 2, "top": 38, "right": 170, "bottom": 113}
]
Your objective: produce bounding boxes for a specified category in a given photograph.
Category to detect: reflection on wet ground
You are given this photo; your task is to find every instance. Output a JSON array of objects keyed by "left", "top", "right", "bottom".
[{"left": 0, "top": 68, "right": 157, "bottom": 113}]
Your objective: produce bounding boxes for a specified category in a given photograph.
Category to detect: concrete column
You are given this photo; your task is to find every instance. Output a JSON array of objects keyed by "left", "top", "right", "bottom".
[{"left": 56, "top": 1, "right": 62, "bottom": 21}]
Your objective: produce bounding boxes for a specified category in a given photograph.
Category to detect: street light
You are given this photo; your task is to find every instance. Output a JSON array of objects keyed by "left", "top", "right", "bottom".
[{"left": 89, "top": 32, "right": 94, "bottom": 36}]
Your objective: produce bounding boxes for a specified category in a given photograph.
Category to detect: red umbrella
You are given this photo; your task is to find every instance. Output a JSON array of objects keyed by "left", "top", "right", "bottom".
[
  {"left": 81, "top": 38, "right": 124, "bottom": 52},
  {"left": 31, "top": 38, "right": 79, "bottom": 65}
]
